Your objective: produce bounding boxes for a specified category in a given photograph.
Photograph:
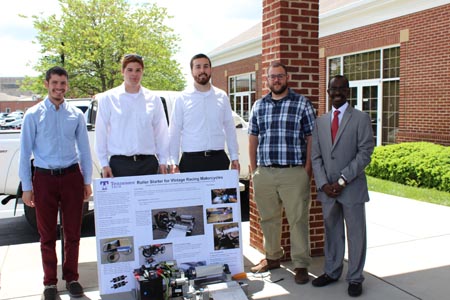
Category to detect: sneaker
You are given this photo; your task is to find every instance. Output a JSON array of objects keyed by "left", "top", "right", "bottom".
[
  {"left": 348, "top": 282, "right": 363, "bottom": 297},
  {"left": 311, "top": 273, "right": 338, "bottom": 287},
  {"left": 41, "top": 285, "right": 57, "bottom": 300},
  {"left": 250, "top": 258, "right": 281, "bottom": 273},
  {"left": 294, "top": 268, "right": 309, "bottom": 284},
  {"left": 66, "top": 281, "right": 84, "bottom": 298}
]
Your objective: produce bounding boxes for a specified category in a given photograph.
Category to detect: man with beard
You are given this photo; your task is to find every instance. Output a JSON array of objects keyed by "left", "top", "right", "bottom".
[
  {"left": 168, "top": 53, "right": 239, "bottom": 173},
  {"left": 19, "top": 66, "right": 92, "bottom": 300},
  {"left": 248, "top": 61, "right": 316, "bottom": 285}
]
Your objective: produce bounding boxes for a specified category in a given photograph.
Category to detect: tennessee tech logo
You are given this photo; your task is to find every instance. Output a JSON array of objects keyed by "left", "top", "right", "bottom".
[{"left": 100, "top": 180, "right": 109, "bottom": 191}]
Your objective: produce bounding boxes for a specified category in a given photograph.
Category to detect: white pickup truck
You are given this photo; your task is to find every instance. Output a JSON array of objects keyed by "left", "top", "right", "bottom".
[{"left": 0, "top": 95, "right": 250, "bottom": 229}]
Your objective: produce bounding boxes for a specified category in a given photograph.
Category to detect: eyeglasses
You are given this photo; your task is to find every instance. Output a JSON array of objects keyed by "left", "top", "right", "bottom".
[
  {"left": 268, "top": 74, "right": 287, "bottom": 81},
  {"left": 328, "top": 87, "right": 349, "bottom": 92},
  {"left": 124, "top": 54, "right": 143, "bottom": 60}
]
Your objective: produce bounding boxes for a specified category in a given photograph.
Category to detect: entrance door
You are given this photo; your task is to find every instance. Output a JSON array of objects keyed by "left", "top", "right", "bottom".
[
  {"left": 233, "top": 93, "right": 251, "bottom": 121},
  {"left": 348, "top": 80, "right": 382, "bottom": 145}
]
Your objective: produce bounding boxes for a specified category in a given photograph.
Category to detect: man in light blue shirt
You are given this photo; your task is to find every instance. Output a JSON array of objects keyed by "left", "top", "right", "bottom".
[{"left": 19, "top": 66, "right": 92, "bottom": 300}]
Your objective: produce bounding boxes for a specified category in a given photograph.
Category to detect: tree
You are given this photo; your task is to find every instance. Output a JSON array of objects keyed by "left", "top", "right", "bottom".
[{"left": 20, "top": 0, "right": 186, "bottom": 97}]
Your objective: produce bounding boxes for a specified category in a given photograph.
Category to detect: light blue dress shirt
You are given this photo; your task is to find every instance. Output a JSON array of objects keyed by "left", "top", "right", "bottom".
[{"left": 19, "top": 98, "right": 93, "bottom": 191}]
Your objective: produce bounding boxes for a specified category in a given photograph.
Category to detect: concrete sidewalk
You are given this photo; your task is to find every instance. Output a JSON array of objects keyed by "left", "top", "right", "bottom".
[{"left": 1, "top": 191, "right": 450, "bottom": 299}]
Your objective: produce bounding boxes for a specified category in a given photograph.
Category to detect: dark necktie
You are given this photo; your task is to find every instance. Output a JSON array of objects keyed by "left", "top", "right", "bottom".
[{"left": 331, "top": 110, "right": 340, "bottom": 144}]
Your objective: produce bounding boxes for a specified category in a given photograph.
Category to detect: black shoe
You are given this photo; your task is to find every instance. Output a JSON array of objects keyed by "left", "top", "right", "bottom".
[
  {"left": 66, "top": 281, "right": 84, "bottom": 298},
  {"left": 311, "top": 273, "right": 338, "bottom": 287},
  {"left": 348, "top": 282, "right": 363, "bottom": 297},
  {"left": 41, "top": 285, "right": 57, "bottom": 300}
]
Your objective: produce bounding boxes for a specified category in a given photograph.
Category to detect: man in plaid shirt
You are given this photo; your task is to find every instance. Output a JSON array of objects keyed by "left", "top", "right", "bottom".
[{"left": 248, "top": 61, "right": 316, "bottom": 285}]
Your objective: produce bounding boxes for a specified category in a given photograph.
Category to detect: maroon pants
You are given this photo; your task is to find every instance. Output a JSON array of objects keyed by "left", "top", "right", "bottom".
[{"left": 33, "top": 166, "right": 84, "bottom": 286}]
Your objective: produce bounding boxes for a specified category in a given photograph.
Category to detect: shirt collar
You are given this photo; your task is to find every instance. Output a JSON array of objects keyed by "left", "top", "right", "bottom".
[
  {"left": 332, "top": 102, "right": 349, "bottom": 114},
  {"left": 118, "top": 82, "right": 143, "bottom": 96},
  {"left": 44, "top": 97, "right": 67, "bottom": 111}
]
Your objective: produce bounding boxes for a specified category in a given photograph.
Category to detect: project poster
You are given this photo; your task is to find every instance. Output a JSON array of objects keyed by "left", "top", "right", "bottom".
[{"left": 93, "top": 170, "right": 244, "bottom": 295}]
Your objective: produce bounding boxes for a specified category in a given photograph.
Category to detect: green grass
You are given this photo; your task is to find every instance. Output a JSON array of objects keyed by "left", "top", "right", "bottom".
[{"left": 367, "top": 176, "right": 450, "bottom": 207}]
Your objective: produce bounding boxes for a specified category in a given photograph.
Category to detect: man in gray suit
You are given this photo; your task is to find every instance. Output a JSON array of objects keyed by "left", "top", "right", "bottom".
[{"left": 311, "top": 75, "right": 374, "bottom": 297}]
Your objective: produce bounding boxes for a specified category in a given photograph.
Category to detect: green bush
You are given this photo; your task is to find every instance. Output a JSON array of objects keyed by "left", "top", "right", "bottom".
[{"left": 366, "top": 142, "right": 450, "bottom": 192}]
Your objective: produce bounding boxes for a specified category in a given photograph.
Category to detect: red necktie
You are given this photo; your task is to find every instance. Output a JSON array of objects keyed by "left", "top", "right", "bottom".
[{"left": 331, "top": 110, "right": 340, "bottom": 144}]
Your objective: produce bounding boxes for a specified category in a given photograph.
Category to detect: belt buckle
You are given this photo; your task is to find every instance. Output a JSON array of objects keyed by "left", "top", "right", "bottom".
[
  {"left": 133, "top": 155, "right": 137, "bottom": 162},
  {"left": 50, "top": 168, "right": 62, "bottom": 175},
  {"left": 204, "top": 151, "right": 211, "bottom": 157}
]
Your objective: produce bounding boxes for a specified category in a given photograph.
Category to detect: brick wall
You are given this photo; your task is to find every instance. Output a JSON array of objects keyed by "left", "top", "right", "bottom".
[
  {"left": 249, "top": 0, "right": 323, "bottom": 260},
  {"left": 319, "top": 4, "right": 450, "bottom": 145}
]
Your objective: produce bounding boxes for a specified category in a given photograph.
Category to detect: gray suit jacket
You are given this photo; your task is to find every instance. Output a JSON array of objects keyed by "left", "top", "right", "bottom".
[{"left": 311, "top": 105, "right": 375, "bottom": 205}]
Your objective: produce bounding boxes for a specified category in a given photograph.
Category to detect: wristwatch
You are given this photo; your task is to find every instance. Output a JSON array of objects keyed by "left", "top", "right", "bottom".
[{"left": 338, "top": 176, "right": 347, "bottom": 187}]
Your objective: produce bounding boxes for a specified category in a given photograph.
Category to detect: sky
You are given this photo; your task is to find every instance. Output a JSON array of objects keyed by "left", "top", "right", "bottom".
[{"left": 0, "top": 0, "right": 262, "bottom": 81}]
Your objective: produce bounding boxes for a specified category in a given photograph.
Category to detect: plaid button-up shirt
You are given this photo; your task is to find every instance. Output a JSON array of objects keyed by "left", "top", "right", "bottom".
[{"left": 248, "top": 88, "right": 316, "bottom": 166}]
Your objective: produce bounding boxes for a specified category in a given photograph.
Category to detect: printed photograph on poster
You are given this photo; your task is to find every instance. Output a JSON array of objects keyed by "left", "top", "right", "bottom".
[
  {"left": 211, "top": 188, "right": 238, "bottom": 204},
  {"left": 139, "top": 242, "right": 173, "bottom": 265},
  {"left": 109, "top": 274, "right": 129, "bottom": 291},
  {"left": 152, "top": 205, "right": 204, "bottom": 239},
  {"left": 213, "top": 223, "right": 240, "bottom": 250},
  {"left": 206, "top": 207, "right": 233, "bottom": 223},
  {"left": 100, "top": 236, "right": 135, "bottom": 264}
]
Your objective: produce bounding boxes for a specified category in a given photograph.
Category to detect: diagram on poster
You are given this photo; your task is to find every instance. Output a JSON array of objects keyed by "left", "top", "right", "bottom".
[{"left": 93, "top": 170, "right": 244, "bottom": 295}]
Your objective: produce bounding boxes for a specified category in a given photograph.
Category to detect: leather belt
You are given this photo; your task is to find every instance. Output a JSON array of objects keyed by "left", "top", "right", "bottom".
[
  {"left": 183, "top": 150, "right": 225, "bottom": 157},
  {"left": 265, "top": 164, "right": 299, "bottom": 168},
  {"left": 35, "top": 164, "right": 79, "bottom": 176},
  {"left": 111, "top": 155, "right": 154, "bottom": 162}
]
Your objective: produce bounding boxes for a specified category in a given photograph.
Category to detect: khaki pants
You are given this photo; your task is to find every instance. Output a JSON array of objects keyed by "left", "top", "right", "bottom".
[{"left": 252, "top": 166, "right": 311, "bottom": 268}]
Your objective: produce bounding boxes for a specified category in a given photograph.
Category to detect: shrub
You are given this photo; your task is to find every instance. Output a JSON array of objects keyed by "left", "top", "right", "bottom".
[{"left": 366, "top": 142, "right": 450, "bottom": 192}]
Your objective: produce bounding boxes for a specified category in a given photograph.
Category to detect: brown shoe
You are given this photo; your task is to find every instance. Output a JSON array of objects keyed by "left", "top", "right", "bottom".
[
  {"left": 294, "top": 268, "right": 309, "bottom": 284},
  {"left": 250, "top": 258, "right": 280, "bottom": 273}
]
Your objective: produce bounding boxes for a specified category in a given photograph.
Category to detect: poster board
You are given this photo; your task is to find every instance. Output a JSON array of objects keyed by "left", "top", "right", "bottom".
[{"left": 93, "top": 170, "right": 244, "bottom": 296}]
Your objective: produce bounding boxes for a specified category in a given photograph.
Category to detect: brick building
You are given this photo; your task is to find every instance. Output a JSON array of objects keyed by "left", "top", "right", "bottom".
[
  {"left": 209, "top": 0, "right": 450, "bottom": 259},
  {"left": 209, "top": 0, "right": 450, "bottom": 146}
]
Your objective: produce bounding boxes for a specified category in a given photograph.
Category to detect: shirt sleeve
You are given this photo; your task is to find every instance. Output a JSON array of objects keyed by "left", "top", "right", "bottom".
[
  {"left": 222, "top": 94, "right": 239, "bottom": 161},
  {"left": 18, "top": 112, "right": 36, "bottom": 191},
  {"left": 168, "top": 96, "right": 183, "bottom": 165},
  {"left": 76, "top": 112, "right": 93, "bottom": 185},
  {"left": 94, "top": 94, "right": 110, "bottom": 168}
]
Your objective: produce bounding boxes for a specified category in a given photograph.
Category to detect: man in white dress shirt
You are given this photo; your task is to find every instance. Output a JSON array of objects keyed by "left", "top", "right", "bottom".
[
  {"left": 168, "top": 53, "right": 240, "bottom": 173},
  {"left": 95, "top": 54, "right": 169, "bottom": 177}
]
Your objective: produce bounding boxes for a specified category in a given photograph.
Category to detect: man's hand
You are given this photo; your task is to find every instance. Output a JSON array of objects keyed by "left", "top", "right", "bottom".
[
  {"left": 321, "top": 183, "right": 343, "bottom": 198},
  {"left": 102, "top": 166, "right": 113, "bottom": 178},
  {"left": 170, "top": 165, "right": 180, "bottom": 174},
  {"left": 159, "top": 164, "right": 168, "bottom": 174},
  {"left": 231, "top": 160, "right": 240, "bottom": 173},
  {"left": 84, "top": 184, "right": 92, "bottom": 201},
  {"left": 22, "top": 190, "right": 35, "bottom": 207}
]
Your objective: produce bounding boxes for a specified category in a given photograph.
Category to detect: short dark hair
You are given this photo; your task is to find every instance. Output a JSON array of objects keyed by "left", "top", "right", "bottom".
[
  {"left": 329, "top": 75, "right": 349, "bottom": 88},
  {"left": 190, "top": 53, "right": 211, "bottom": 70},
  {"left": 122, "top": 54, "right": 144, "bottom": 70},
  {"left": 267, "top": 61, "right": 288, "bottom": 75},
  {"left": 45, "top": 66, "right": 68, "bottom": 81}
]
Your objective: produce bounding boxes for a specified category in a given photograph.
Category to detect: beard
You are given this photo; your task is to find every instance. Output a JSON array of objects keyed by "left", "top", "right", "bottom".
[
  {"left": 194, "top": 73, "right": 211, "bottom": 85},
  {"left": 269, "top": 83, "right": 288, "bottom": 95}
]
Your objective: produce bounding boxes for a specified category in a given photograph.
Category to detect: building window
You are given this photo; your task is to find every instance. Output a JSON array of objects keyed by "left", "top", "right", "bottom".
[
  {"left": 382, "top": 81, "right": 399, "bottom": 145},
  {"left": 228, "top": 72, "right": 256, "bottom": 121},
  {"left": 344, "top": 51, "right": 381, "bottom": 81},
  {"left": 328, "top": 46, "right": 400, "bottom": 145},
  {"left": 383, "top": 47, "right": 400, "bottom": 79},
  {"left": 328, "top": 57, "right": 341, "bottom": 78}
]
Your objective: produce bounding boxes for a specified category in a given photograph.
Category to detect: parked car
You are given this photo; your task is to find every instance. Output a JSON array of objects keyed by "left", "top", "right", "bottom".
[{"left": 0, "top": 119, "right": 22, "bottom": 130}]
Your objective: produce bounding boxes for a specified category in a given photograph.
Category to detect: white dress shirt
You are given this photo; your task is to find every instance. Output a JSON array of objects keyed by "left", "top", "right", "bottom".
[
  {"left": 168, "top": 85, "right": 239, "bottom": 165},
  {"left": 95, "top": 83, "right": 169, "bottom": 168}
]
